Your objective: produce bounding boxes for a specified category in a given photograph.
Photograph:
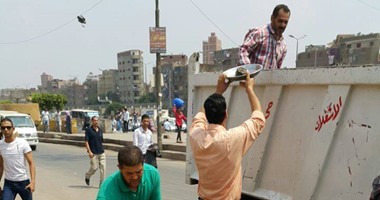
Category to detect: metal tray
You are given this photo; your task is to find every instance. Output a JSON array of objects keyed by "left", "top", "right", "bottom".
[{"left": 223, "top": 64, "right": 263, "bottom": 81}]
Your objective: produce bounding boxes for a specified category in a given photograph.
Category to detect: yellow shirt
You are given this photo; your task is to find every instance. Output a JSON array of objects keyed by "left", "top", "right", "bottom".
[{"left": 189, "top": 111, "right": 265, "bottom": 200}]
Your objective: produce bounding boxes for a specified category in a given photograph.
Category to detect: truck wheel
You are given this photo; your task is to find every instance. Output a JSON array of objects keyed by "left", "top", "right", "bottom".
[{"left": 31, "top": 145, "right": 37, "bottom": 151}]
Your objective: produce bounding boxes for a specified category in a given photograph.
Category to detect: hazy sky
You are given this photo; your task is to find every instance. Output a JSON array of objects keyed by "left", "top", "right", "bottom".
[{"left": 1, "top": 0, "right": 379, "bottom": 89}]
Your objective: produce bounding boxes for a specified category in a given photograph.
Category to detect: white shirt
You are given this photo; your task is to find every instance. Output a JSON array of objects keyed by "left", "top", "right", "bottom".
[
  {"left": 123, "top": 111, "right": 130, "bottom": 121},
  {"left": 41, "top": 111, "right": 49, "bottom": 121},
  {"left": 163, "top": 121, "right": 171, "bottom": 131},
  {"left": 0, "top": 137, "right": 32, "bottom": 181},
  {"left": 133, "top": 127, "right": 153, "bottom": 154}
]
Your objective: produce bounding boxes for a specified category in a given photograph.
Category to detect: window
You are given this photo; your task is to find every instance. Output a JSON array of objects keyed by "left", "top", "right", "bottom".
[
  {"left": 370, "top": 41, "right": 374, "bottom": 46},
  {"left": 347, "top": 44, "right": 352, "bottom": 49},
  {"left": 307, "top": 53, "right": 311, "bottom": 59},
  {"left": 133, "top": 67, "right": 139, "bottom": 72},
  {"left": 133, "top": 75, "right": 139, "bottom": 80},
  {"left": 356, "top": 43, "right": 361, "bottom": 48},
  {"left": 132, "top": 59, "right": 139, "bottom": 64}
]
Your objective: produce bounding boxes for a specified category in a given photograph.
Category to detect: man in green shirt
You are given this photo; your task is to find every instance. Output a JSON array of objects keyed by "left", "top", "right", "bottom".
[{"left": 97, "top": 145, "right": 161, "bottom": 200}]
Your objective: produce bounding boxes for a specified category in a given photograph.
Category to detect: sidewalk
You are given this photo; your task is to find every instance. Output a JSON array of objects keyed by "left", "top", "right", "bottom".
[
  {"left": 57, "top": 130, "right": 188, "bottom": 146},
  {"left": 37, "top": 130, "right": 188, "bottom": 161}
]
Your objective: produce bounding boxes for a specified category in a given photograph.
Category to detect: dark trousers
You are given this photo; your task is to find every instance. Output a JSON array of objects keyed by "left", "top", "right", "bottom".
[
  {"left": 144, "top": 151, "right": 157, "bottom": 168},
  {"left": 123, "top": 120, "right": 129, "bottom": 132},
  {"left": 3, "top": 179, "right": 32, "bottom": 200},
  {"left": 176, "top": 125, "right": 182, "bottom": 142}
]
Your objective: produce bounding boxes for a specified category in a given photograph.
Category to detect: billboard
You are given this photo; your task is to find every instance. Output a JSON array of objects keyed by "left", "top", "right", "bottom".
[{"left": 149, "top": 27, "right": 166, "bottom": 54}]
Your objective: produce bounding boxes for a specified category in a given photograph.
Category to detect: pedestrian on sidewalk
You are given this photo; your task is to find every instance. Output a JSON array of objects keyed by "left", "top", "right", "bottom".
[
  {"left": 133, "top": 114, "right": 158, "bottom": 168},
  {"left": 82, "top": 113, "right": 91, "bottom": 131},
  {"left": 55, "top": 110, "right": 62, "bottom": 132},
  {"left": 173, "top": 105, "right": 187, "bottom": 143},
  {"left": 84, "top": 116, "right": 106, "bottom": 187},
  {"left": 0, "top": 118, "right": 36, "bottom": 200},
  {"left": 189, "top": 72, "right": 266, "bottom": 200},
  {"left": 41, "top": 108, "right": 49, "bottom": 133},
  {"left": 123, "top": 108, "right": 130, "bottom": 133},
  {"left": 65, "top": 111, "right": 72, "bottom": 134},
  {"left": 96, "top": 145, "right": 161, "bottom": 200},
  {"left": 163, "top": 119, "right": 171, "bottom": 132}
]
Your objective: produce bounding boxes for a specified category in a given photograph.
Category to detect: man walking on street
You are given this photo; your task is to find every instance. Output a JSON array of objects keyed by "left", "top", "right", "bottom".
[
  {"left": 84, "top": 116, "right": 106, "bottom": 187},
  {"left": 133, "top": 114, "right": 157, "bottom": 168},
  {"left": 189, "top": 72, "right": 266, "bottom": 200},
  {"left": 0, "top": 118, "right": 36, "bottom": 200}
]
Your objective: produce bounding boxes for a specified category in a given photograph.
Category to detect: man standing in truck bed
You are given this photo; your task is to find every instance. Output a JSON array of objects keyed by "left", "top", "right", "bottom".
[{"left": 189, "top": 72, "right": 265, "bottom": 200}]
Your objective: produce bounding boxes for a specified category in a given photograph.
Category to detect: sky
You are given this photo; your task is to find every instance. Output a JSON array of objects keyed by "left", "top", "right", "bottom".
[{"left": 1, "top": 0, "right": 379, "bottom": 89}]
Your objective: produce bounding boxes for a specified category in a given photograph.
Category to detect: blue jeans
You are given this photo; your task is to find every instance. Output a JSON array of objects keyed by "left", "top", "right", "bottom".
[{"left": 3, "top": 179, "right": 32, "bottom": 200}]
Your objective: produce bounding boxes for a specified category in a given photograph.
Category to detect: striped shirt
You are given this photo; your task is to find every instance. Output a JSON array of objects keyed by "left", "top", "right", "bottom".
[{"left": 238, "top": 24, "right": 287, "bottom": 69}]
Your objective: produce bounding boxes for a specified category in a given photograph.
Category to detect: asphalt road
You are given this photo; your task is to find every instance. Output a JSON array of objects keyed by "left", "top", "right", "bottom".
[{"left": 10, "top": 143, "right": 198, "bottom": 200}]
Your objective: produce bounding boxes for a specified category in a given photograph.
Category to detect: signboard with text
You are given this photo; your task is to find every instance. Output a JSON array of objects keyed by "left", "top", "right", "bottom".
[{"left": 149, "top": 27, "right": 166, "bottom": 54}]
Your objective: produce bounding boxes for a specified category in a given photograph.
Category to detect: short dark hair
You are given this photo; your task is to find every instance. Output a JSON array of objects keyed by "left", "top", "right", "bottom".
[
  {"left": 0, "top": 117, "right": 14, "bottom": 127},
  {"left": 91, "top": 116, "right": 98, "bottom": 121},
  {"left": 141, "top": 114, "right": 149, "bottom": 121},
  {"left": 118, "top": 145, "right": 144, "bottom": 167},
  {"left": 204, "top": 93, "right": 226, "bottom": 124},
  {"left": 272, "top": 4, "right": 290, "bottom": 18}
]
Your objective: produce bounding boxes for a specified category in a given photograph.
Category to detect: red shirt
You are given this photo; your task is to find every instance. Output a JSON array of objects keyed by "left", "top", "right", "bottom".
[{"left": 173, "top": 107, "right": 187, "bottom": 126}]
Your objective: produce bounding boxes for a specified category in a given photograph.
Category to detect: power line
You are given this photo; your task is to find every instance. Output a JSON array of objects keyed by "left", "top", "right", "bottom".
[
  {"left": 188, "top": 0, "right": 238, "bottom": 46},
  {"left": 0, "top": 0, "right": 104, "bottom": 45},
  {"left": 355, "top": 0, "right": 380, "bottom": 12}
]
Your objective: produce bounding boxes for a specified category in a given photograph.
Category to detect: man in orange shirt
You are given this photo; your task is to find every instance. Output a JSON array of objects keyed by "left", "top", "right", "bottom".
[{"left": 189, "top": 72, "right": 265, "bottom": 200}]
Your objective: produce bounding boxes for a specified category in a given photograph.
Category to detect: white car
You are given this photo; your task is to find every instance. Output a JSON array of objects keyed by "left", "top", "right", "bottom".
[
  {"left": 165, "top": 118, "right": 187, "bottom": 132},
  {"left": 0, "top": 111, "right": 39, "bottom": 151}
]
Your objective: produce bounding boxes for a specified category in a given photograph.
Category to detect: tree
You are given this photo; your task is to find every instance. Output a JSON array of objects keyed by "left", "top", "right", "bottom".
[
  {"left": 105, "top": 102, "right": 125, "bottom": 116},
  {"left": 137, "top": 93, "right": 157, "bottom": 103},
  {"left": 31, "top": 93, "right": 68, "bottom": 111},
  {"left": 0, "top": 100, "right": 12, "bottom": 104}
]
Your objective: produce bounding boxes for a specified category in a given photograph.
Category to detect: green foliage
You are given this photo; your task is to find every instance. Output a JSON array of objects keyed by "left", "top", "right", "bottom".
[
  {"left": 137, "top": 93, "right": 157, "bottom": 103},
  {"left": 0, "top": 100, "right": 12, "bottom": 104},
  {"left": 105, "top": 102, "right": 125, "bottom": 116},
  {"left": 31, "top": 93, "right": 68, "bottom": 111}
]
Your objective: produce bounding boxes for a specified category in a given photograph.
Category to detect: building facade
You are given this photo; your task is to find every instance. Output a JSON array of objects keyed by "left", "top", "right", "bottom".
[
  {"left": 97, "top": 69, "right": 118, "bottom": 97},
  {"left": 297, "top": 33, "right": 380, "bottom": 68},
  {"left": 202, "top": 32, "right": 222, "bottom": 64},
  {"left": 160, "top": 54, "right": 188, "bottom": 109},
  {"left": 117, "top": 50, "right": 145, "bottom": 104},
  {"left": 40, "top": 72, "right": 53, "bottom": 91},
  {"left": 83, "top": 73, "right": 99, "bottom": 105}
]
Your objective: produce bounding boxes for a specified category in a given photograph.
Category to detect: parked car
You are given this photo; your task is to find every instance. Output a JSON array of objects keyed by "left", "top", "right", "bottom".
[
  {"left": 164, "top": 118, "right": 187, "bottom": 132},
  {"left": 0, "top": 111, "right": 39, "bottom": 151}
]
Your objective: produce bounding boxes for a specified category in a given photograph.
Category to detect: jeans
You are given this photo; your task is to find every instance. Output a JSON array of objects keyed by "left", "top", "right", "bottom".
[
  {"left": 3, "top": 179, "right": 32, "bottom": 200},
  {"left": 43, "top": 120, "right": 49, "bottom": 133}
]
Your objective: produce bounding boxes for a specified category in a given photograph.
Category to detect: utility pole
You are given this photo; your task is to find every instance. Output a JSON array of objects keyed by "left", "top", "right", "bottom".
[
  {"left": 289, "top": 34, "right": 307, "bottom": 67},
  {"left": 155, "top": 0, "right": 163, "bottom": 150}
]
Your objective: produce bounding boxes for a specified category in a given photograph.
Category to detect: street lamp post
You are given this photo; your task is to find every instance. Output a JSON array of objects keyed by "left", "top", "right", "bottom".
[
  {"left": 289, "top": 34, "right": 307, "bottom": 67},
  {"left": 154, "top": 0, "right": 163, "bottom": 151}
]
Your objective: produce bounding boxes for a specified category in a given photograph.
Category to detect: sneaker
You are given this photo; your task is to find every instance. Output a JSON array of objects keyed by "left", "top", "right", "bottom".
[{"left": 85, "top": 178, "right": 90, "bottom": 186}]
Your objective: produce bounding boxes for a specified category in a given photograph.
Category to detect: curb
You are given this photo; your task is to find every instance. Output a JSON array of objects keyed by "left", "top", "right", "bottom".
[{"left": 38, "top": 134, "right": 186, "bottom": 161}]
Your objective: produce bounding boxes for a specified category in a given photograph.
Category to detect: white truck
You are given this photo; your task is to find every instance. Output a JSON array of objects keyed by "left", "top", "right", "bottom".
[
  {"left": 185, "top": 52, "right": 380, "bottom": 200},
  {"left": 0, "top": 111, "right": 39, "bottom": 150}
]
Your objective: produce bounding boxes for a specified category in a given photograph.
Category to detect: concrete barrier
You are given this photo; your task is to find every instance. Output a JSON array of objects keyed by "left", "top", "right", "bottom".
[{"left": 186, "top": 54, "right": 380, "bottom": 200}]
